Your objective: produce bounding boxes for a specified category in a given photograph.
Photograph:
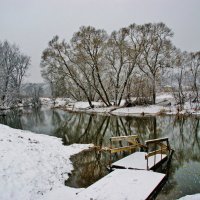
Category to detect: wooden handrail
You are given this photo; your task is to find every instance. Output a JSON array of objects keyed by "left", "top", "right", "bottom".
[
  {"left": 145, "top": 137, "right": 169, "bottom": 145},
  {"left": 145, "top": 148, "right": 168, "bottom": 159},
  {"left": 109, "top": 135, "right": 147, "bottom": 153},
  {"left": 110, "top": 135, "right": 138, "bottom": 142},
  {"left": 145, "top": 137, "right": 171, "bottom": 170}
]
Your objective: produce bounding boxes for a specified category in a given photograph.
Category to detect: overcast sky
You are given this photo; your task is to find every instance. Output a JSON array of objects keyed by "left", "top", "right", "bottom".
[{"left": 0, "top": 0, "right": 200, "bottom": 83}]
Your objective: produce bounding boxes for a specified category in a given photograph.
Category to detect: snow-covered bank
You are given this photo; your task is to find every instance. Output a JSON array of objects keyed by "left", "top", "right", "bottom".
[
  {"left": 2, "top": 93, "right": 200, "bottom": 117},
  {"left": 0, "top": 124, "right": 92, "bottom": 200},
  {"left": 111, "top": 105, "right": 171, "bottom": 116},
  {"left": 51, "top": 93, "right": 200, "bottom": 116}
]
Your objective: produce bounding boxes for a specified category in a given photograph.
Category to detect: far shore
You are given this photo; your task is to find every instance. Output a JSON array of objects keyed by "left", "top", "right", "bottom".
[
  {"left": 49, "top": 93, "right": 200, "bottom": 117},
  {"left": 1, "top": 93, "right": 200, "bottom": 117}
]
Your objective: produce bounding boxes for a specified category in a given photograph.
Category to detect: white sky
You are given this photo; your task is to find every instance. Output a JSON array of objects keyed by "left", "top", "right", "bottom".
[{"left": 0, "top": 0, "right": 200, "bottom": 83}]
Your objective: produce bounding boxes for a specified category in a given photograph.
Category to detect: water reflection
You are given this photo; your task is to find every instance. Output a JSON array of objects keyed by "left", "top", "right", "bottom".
[
  {"left": 0, "top": 107, "right": 200, "bottom": 199},
  {"left": 65, "top": 150, "right": 110, "bottom": 188}
]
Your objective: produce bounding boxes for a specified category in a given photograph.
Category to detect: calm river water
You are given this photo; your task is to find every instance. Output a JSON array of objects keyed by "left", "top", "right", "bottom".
[{"left": 1, "top": 106, "right": 200, "bottom": 199}]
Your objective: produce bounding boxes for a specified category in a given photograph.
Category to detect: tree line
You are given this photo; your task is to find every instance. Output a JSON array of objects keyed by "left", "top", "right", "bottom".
[{"left": 40, "top": 22, "right": 199, "bottom": 108}]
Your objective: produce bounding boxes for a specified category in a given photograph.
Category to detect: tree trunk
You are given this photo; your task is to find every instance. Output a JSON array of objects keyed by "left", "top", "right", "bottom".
[{"left": 152, "top": 77, "right": 156, "bottom": 104}]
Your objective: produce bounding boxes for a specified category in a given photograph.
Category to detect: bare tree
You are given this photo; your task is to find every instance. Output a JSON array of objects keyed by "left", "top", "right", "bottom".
[
  {"left": 171, "top": 50, "right": 189, "bottom": 110},
  {"left": 105, "top": 25, "right": 144, "bottom": 106},
  {"left": 138, "top": 23, "right": 174, "bottom": 104},
  {"left": 70, "top": 26, "right": 111, "bottom": 106},
  {"left": 41, "top": 35, "right": 95, "bottom": 108}
]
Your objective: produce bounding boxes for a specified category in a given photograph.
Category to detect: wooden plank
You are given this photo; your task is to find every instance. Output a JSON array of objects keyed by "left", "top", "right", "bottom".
[
  {"left": 76, "top": 169, "right": 166, "bottom": 200},
  {"left": 110, "top": 135, "right": 138, "bottom": 142},
  {"left": 110, "top": 145, "right": 138, "bottom": 154}
]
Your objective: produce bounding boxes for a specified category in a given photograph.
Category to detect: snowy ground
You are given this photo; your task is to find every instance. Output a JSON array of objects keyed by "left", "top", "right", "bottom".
[{"left": 0, "top": 124, "right": 92, "bottom": 200}]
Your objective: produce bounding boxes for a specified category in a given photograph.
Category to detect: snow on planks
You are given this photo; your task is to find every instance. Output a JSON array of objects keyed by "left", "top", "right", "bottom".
[
  {"left": 76, "top": 169, "right": 166, "bottom": 200},
  {"left": 111, "top": 152, "right": 167, "bottom": 170}
]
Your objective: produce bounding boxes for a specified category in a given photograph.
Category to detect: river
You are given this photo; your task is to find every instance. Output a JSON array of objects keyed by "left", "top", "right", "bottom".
[{"left": 0, "top": 106, "right": 200, "bottom": 199}]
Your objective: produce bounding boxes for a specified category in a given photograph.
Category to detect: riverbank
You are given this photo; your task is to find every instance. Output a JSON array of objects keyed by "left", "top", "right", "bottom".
[
  {"left": 1, "top": 93, "right": 200, "bottom": 117},
  {"left": 51, "top": 93, "right": 200, "bottom": 116},
  {"left": 0, "top": 124, "right": 92, "bottom": 200}
]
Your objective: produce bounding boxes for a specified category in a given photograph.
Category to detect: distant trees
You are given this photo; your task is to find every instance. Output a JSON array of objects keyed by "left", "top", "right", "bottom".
[
  {"left": 0, "top": 41, "right": 30, "bottom": 107},
  {"left": 24, "top": 83, "right": 44, "bottom": 108}
]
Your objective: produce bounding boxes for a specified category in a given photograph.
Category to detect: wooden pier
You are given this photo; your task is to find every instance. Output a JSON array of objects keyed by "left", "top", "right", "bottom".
[
  {"left": 76, "top": 169, "right": 167, "bottom": 200},
  {"left": 73, "top": 136, "right": 173, "bottom": 200}
]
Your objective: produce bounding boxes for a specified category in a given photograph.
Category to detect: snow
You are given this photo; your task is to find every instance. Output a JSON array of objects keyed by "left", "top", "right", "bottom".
[
  {"left": 75, "top": 169, "right": 166, "bottom": 200},
  {"left": 0, "top": 124, "right": 92, "bottom": 200},
  {"left": 73, "top": 101, "right": 104, "bottom": 109},
  {"left": 41, "top": 186, "right": 84, "bottom": 200},
  {"left": 112, "top": 105, "right": 170, "bottom": 116},
  {"left": 111, "top": 152, "right": 167, "bottom": 170},
  {"left": 53, "top": 98, "right": 74, "bottom": 107},
  {"left": 40, "top": 97, "right": 54, "bottom": 105},
  {"left": 156, "top": 93, "right": 174, "bottom": 103},
  {"left": 178, "top": 194, "right": 200, "bottom": 200}
]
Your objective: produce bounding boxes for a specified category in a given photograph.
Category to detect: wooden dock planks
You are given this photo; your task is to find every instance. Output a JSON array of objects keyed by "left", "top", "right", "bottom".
[{"left": 76, "top": 169, "right": 166, "bottom": 200}]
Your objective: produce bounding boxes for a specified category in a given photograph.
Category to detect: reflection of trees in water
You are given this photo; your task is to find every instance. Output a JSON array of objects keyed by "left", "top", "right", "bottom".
[
  {"left": 34, "top": 108, "right": 45, "bottom": 124},
  {"left": 55, "top": 113, "right": 111, "bottom": 145},
  {"left": 157, "top": 116, "right": 200, "bottom": 200},
  {"left": 0, "top": 109, "right": 23, "bottom": 129},
  {"left": 20, "top": 108, "right": 45, "bottom": 129},
  {"left": 128, "top": 116, "right": 161, "bottom": 142},
  {"left": 191, "top": 117, "right": 200, "bottom": 157},
  {"left": 66, "top": 149, "right": 110, "bottom": 188},
  {"left": 171, "top": 116, "right": 200, "bottom": 165},
  {"left": 58, "top": 114, "right": 163, "bottom": 146}
]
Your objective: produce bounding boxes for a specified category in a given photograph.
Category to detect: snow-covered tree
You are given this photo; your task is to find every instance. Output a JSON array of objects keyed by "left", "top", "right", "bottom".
[{"left": 0, "top": 41, "right": 30, "bottom": 108}]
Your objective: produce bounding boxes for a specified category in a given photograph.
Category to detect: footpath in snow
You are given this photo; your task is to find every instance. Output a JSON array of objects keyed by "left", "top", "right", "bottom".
[{"left": 0, "top": 124, "right": 92, "bottom": 200}]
